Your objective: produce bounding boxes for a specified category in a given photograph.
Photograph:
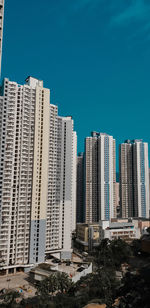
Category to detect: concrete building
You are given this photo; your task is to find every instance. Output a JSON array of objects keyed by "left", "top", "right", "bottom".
[
  {"left": 28, "top": 77, "right": 50, "bottom": 265},
  {"left": 120, "top": 139, "right": 149, "bottom": 218},
  {"left": 112, "top": 217, "right": 150, "bottom": 234},
  {"left": 115, "top": 182, "right": 120, "bottom": 217},
  {"left": 57, "top": 116, "right": 77, "bottom": 260},
  {"left": 46, "top": 104, "right": 59, "bottom": 254},
  {"left": 0, "top": 76, "right": 77, "bottom": 273},
  {"left": 76, "top": 220, "right": 141, "bottom": 251},
  {"left": 119, "top": 141, "right": 133, "bottom": 218},
  {"left": 0, "top": 76, "right": 50, "bottom": 269},
  {"left": 76, "top": 223, "right": 100, "bottom": 252},
  {"left": 30, "top": 259, "right": 92, "bottom": 284},
  {"left": 46, "top": 113, "right": 77, "bottom": 260},
  {"left": 99, "top": 220, "right": 141, "bottom": 243},
  {"left": 85, "top": 132, "right": 116, "bottom": 223},
  {"left": 0, "top": 0, "right": 4, "bottom": 76},
  {"left": 76, "top": 152, "right": 84, "bottom": 223}
]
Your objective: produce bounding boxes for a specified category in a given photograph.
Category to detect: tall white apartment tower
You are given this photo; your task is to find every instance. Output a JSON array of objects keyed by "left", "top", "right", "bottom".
[
  {"left": 76, "top": 153, "right": 84, "bottom": 223},
  {"left": 46, "top": 114, "right": 77, "bottom": 260},
  {"left": 85, "top": 135, "right": 98, "bottom": 223},
  {"left": 97, "top": 133, "right": 116, "bottom": 221},
  {"left": 0, "top": 76, "right": 77, "bottom": 269},
  {"left": 0, "top": 77, "right": 50, "bottom": 268},
  {"left": 56, "top": 116, "right": 77, "bottom": 259},
  {"left": 133, "top": 140, "right": 149, "bottom": 218},
  {"left": 120, "top": 139, "right": 149, "bottom": 218},
  {"left": 46, "top": 104, "right": 59, "bottom": 253},
  {"left": 0, "top": 0, "right": 4, "bottom": 76},
  {"left": 28, "top": 77, "right": 49, "bottom": 265},
  {"left": 85, "top": 132, "right": 116, "bottom": 223}
]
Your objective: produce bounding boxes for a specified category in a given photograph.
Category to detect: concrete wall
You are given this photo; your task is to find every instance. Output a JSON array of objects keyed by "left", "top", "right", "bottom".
[{"left": 72, "top": 263, "right": 92, "bottom": 283}]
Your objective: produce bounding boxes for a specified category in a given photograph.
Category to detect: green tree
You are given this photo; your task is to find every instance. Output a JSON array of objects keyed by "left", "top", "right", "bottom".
[
  {"left": 56, "top": 272, "right": 73, "bottom": 293},
  {"left": 110, "top": 238, "right": 132, "bottom": 269},
  {"left": 89, "top": 268, "right": 119, "bottom": 307},
  {"left": 116, "top": 270, "right": 150, "bottom": 308},
  {"left": 95, "top": 239, "right": 114, "bottom": 268},
  {"left": 0, "top": 291, "right": 20, "bottom": 308},
  {"left": 36, "top": 271, "right": 73, "bottom": 299},
  {"left": 36, "top": 274, "right": 58, "bottom": 297},
  {"left": 132, "top": 239, "right": 141, "bottom": 256},
  {"left": 95, "top": 238, "right": 132, "bottom": 271}
]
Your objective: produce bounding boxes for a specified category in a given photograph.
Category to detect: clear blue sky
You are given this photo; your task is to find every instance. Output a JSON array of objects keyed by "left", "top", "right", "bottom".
[{"left": 2, "top": 0, "right": 150, "bottom": 169}]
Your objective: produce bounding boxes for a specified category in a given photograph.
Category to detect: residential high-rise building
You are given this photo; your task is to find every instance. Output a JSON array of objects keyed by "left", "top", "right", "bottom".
[
  {"left": 120, "top": 139, "right": 149, "bottom": 218},
  {"left": 133, "top": 140, "right": 149, "bottom": 218},
  {"left": 76, "top": 153, "right": 84, "bottom": 223},
  {"left": 57, "top": 116, "right": 77, "bottom": 259},
  {"left": 119, "top": 141, "right": 133, "bottom": 218},
  {"left": 115, "top": 182, "right": 120, "bottom": 217},
  {"left": 0, "top": 77, "right": 49, "bottom": 268},
  {"left": 85, "top": 132, "right": 116, "bottom": 223},
  {"left": 46, "top": 104, "right": 59, "bottom": 254},
  {"left": 0, "top": 77, "right": 77, "bottom": 270},
  {"left": 85, "top": 134, "right": 98, "bottom": 223},
  {"left": 0, "top": 0, "right": 5, "bottom": 76},
  {"left": 28, "top": 77, "right": 50, "bottom": 265},
  {"left": 46, "top": 114, "right": 77, "bottom": 260}
]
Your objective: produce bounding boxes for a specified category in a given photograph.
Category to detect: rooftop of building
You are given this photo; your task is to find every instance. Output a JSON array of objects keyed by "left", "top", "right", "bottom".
[
  {"left": 123, "top": 139, "right": 148, "bottom": 144},
  {"left": 25, "top": 76, "right": 43, "bottom": 88},
  {"left": 30, "top": 257, "right": 91, "bottom": 280},
  {"left": 111, "top": 217, "right": 150, "bottom": 222},
  {"left": 108, "top": 222, "right": 134, "bottom": 229},
  {"left": 78, "top": 220, "right": 135, "bottom": 225},
  {"left": 91, "top": 131, "right": 112, "bottom": 137},
  {"left": 77, "top": 220, "right": 138, "bottom": 230},
  {"left": 57, "top": 115, "right": 73, "bottom": 120}
]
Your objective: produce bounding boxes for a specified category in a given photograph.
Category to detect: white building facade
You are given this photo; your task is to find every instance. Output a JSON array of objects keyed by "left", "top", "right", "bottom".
[
  {"left": 28, "top": 77, "right": 50, "bottom": 265},
  {"left": 51, "top": 116, "right": 77, "bottom": 260},
  {"left": 133, "top": 140, "right": 149, "bottom": 218},
  {"left": 0, "top": 77, "right": 49, "bottom": 267},
  {"left": 99, "top": 220, "right": 141, "bottom": 242},
  {"left": 98, "top": 133, "right": 116, "bottom": 220},
  {"left": 120, "top": 139, "right": 149, "bottom": 218},
  {"left": 0, "top": 76, "right": 77, "bottom": 271},
  {"left": 46, "top": 104, "right": 59, "bottom": 253},
  {"left": 85, "top": 132, "right": 116, "bottom": 223},
  {"left": 45, "top": 107, "right": 77, "bottom": 260}
]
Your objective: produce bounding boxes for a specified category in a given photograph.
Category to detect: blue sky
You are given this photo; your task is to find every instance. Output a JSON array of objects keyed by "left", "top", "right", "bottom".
[{"left": 2, "top": 0, "right": 150, "bottom": 169}]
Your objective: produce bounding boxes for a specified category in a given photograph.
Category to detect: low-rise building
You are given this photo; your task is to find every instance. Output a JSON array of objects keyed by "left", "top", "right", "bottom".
[
  {"left": 76, "top": 220, "right": 141, "bottom": 251},
  {"left": 99, "top": 221, "right": 140, "bottom": 243},
  {"left": 76, "top": 223, "right": 100, "bottom": 252},
  {"left": 111, "top": 217, "right": 150, "bottom": 234},
  {"left": 30, "top": 259, "right": 92, "bottom": 283}
]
